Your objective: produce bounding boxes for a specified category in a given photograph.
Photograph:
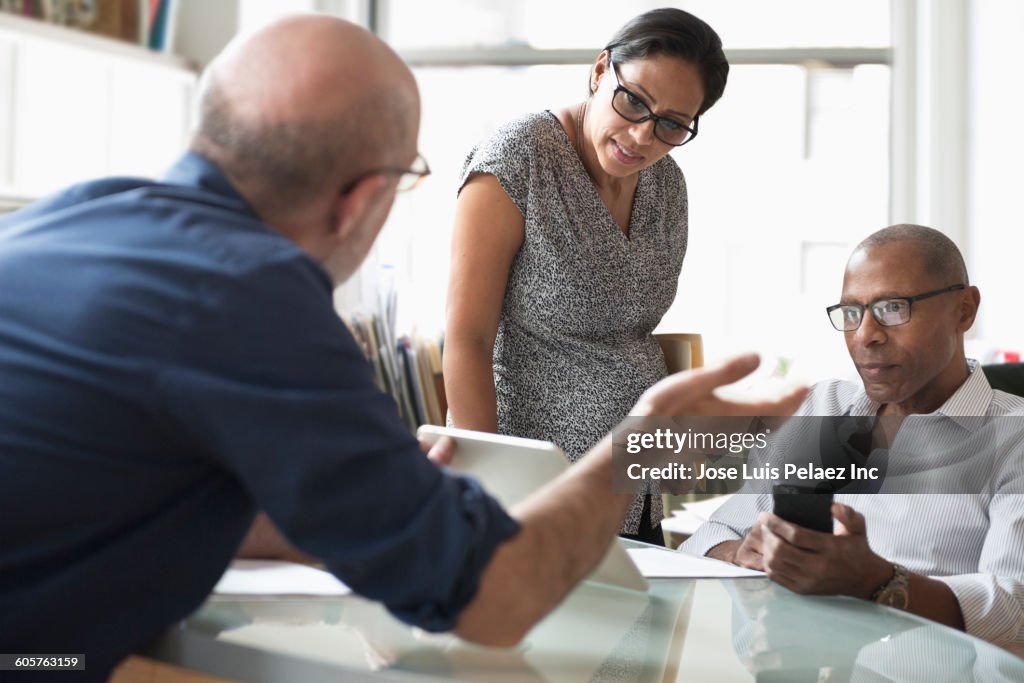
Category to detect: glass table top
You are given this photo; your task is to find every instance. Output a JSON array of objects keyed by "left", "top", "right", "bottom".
[{"left": 151, "top": 541, "right": 1024, "bottom": 683}]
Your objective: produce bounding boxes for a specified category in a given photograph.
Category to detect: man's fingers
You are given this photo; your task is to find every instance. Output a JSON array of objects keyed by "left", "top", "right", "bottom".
[
  {"left": 658, "top": 353, "right": 762, "bottom": 397},
  {"left": 763, "top": 513, "right": 829, "bottom": 550},
  {"left": 735, "top": 525, "right": 766, "bottom": 570},
  {"left": 735, "top": 537, "right": 765, "bottom": 570},
  {"left": 633, "top": 354, "right": 762, "bottom": 416},
  {"left": 761, "top": 529, "right": 819, "bottom": 590},
  {"left": 832, "top": 503, "right": 865, "bottom": 536},
  {"left": 638, "top": 354, "right": 810, "bottom": 417},
  {"left": 687, "top": 353, "right": 763, "bottom": 388},
  {"left": 736, "top": 551, "right": 764, "bottom": 571},
  {"left": 422, "top": 435, "right": 456, "bottom": 466}
]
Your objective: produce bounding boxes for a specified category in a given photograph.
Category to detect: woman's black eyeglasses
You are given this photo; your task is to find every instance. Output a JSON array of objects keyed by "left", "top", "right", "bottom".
[{"left": 606, "top": 57, "right": 698, "bottom": 147}]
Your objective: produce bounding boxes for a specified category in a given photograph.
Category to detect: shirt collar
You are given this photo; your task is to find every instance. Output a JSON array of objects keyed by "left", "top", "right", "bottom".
[
  {"left": 846, "top": 359, "right": 992, "bottom": 428},
  {"left": 934, "top": 359, "right": 993, "bottom": 429},
  {"left": 160, "top": 151, "right": 259, "bottom": 218}
]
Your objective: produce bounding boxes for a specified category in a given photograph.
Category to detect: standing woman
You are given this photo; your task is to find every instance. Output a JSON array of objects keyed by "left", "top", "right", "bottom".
[{"left": 444, "top": 8, "right": 729, "bottom": 544}]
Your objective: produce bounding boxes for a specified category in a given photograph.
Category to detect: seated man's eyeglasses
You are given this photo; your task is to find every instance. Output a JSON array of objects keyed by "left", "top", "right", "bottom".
[
  {"left": 606, "top": 55, "right": 698, "bottom": 147},
  {"left": 826, "top": 284, "right": 966, "bottom": 331},
  {"left": 343, "top": 154, "right": 431, "bottom": 195}
]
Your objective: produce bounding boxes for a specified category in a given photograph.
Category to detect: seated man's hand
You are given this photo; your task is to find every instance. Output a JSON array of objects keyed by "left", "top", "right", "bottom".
[
  {"left": 735, "top": 520, "right": 768, "bottom": 570},
  {"left": 706, "top": 521, "right": 766, "bottom": 570},
  {"left": 759, "top": 504, "right": 891, "bottom": 598}
]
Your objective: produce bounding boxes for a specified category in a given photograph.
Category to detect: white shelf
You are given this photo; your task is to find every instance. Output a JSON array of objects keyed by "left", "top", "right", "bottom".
[{"left": 0, "top": 11, "right": 195, "bottom": 71}]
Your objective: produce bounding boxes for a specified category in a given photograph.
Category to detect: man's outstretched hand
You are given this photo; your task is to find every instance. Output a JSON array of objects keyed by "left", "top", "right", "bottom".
[{"left": 633, "top": 353, "right": 808, "bottom": 419}]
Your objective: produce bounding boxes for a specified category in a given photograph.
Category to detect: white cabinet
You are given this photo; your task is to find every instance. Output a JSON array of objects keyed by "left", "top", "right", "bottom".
[{"left": 0, "top": 13, "right": 197, "bottom": 206}]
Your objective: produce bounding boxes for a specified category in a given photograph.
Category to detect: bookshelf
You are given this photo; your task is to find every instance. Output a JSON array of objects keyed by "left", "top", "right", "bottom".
[{"left": 0, "top": 11, "right": 197, "bottom": 208}]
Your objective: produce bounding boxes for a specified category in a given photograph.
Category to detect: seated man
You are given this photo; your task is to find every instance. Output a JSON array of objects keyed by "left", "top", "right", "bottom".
[
  {"left": 0, "top": 14, "right": 806, "bottom": 682},
  {"left": 683, "top": 224, "right": 1024, "bottom": 653}
]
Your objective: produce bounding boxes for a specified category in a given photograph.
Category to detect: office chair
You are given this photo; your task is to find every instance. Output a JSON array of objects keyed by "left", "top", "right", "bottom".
[{"left": 982, "top": 363, "right": 1024, "bottom": 398}]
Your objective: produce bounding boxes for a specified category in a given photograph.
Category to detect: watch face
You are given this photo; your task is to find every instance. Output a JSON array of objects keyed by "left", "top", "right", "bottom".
[
  {"left": 874, "top": 564, "right": 910, "bottom": 610},
  {"left": 883, "top": 587, "right": 909, "bottom": 610}
]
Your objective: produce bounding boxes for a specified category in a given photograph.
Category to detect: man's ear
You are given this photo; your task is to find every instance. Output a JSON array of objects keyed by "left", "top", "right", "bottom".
[
  {"left": 958, "top": 285, "right": 981, "bottom": 332},
  {"left": 332, "top": 173, "right": 389, "bottom": 241}
]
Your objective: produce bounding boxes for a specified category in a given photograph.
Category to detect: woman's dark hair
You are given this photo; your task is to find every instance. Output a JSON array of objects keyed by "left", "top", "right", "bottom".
[{"left": 602, "top": 7, "right": 729, "bottom": 116}]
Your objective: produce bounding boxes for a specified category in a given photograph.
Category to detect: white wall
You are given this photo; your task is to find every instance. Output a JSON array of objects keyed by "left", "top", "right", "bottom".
[{"left": 968, "top": 0, "right": 1024, "bottom": 356}]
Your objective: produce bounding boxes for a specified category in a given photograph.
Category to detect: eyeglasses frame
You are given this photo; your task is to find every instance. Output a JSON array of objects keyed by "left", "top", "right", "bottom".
[
  {"left": 341, "top": 153, "right": 431, "bottom": 195},
  {"left": 825, "top": 284, "right": 967, "bottom": 331}
]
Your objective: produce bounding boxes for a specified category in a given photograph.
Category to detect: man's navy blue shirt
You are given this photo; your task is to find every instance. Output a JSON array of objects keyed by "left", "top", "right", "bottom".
[{"left": 0, "top": 153, "right": 519, "bottom": 680}]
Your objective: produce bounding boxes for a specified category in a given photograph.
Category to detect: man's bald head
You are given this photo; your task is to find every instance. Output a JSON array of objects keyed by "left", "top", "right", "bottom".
[
  {"left": 852, "top": 224, "right": 969, "bottom": 286},
  {"left": 191, "top": 15, "right": 419, "bottom": 219}
]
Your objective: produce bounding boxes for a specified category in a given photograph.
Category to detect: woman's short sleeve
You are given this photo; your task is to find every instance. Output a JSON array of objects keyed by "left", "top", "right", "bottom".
[{"left": 458, "top": 114, "right": 549, "bottom": 218}]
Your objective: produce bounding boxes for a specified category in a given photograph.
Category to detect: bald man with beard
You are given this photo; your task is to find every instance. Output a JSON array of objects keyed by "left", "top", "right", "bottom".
[{"left": 0, "top": 16, "right": 805, "bottom": 681}]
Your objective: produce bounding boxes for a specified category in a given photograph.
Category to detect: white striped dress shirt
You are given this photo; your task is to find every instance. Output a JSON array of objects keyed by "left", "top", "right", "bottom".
[{"left": 682, "top": 360, "right": 1024, "bottom": 654}]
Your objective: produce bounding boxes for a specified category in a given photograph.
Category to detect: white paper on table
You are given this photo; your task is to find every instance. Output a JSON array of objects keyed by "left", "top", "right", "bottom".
[
  {"left": 626, "top": 548, "right": 765, "bottom": 579},
  {"left": 213, "top": 560, "right": 352, "bottom": 596},
  {"left": 662, "top": 494, "right": 735, "bottom": 536},
  {"left": 679, "top": 493, "right": 734, "bottom": 520},
  {"left": 661, "top": 511, "right": 705, "bottom": 536}
]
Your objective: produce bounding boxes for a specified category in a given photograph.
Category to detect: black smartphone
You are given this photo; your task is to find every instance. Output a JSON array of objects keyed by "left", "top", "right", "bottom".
[{"left": 771, "top": 484, "right": 835, "bottom": 533}]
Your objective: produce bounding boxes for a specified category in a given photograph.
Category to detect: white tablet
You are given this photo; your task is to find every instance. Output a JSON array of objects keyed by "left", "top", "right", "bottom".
[{"left": 417, "top": 425, "right": 649, "bottom": 593}]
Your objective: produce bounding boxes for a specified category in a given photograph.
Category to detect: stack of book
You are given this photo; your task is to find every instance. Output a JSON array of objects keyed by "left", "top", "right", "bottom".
[{"left": 344, "top": 307, "right": 446, "bottom": 432}]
